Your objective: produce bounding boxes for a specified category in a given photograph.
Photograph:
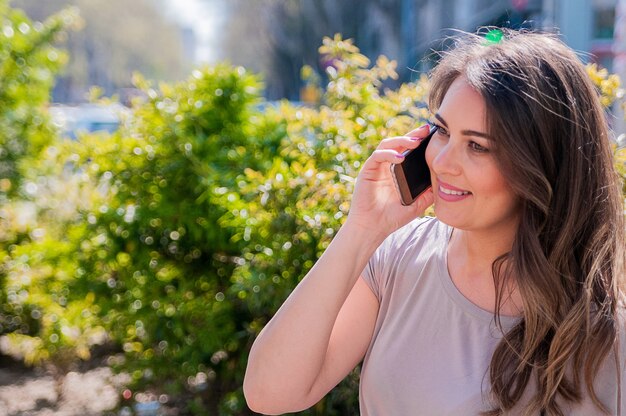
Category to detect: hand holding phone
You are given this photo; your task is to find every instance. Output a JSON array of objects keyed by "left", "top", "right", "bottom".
[{"left": 391, "top": 125, "right": 438, "bottom": 206}]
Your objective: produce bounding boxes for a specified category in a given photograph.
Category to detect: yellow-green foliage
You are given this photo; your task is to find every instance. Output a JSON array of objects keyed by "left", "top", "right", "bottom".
[
  {"left": 0, "top": 0, "right": 93, "bottom": 369},
  {"left": 587, "top": 63, "right": 626, "bottom": 198},
  {"left": 223, "top": 36, "right": 430, "bottom": 318},
  {"left": 0, "top": 1, "right": 79, "bottom": 199},
  {"left": 587, "top": 63, "right": 622, "bottom": 108}
]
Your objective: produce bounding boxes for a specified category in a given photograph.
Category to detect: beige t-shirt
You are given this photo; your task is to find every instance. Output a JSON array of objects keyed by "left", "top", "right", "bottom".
[{"left": 360, "top": 217, "right": 624, "bottom": 416}]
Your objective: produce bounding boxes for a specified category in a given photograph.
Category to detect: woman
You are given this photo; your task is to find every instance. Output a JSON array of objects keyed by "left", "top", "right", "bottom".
[{"left": 243, "top": 29, "right": 626, "bottom": 415}]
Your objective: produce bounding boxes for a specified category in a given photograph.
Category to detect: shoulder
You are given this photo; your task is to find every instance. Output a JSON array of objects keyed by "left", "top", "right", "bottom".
[
  {"left": 382, "top": 216, "right": 448, "bottom": 253},
  {"left": 375, "top": 216, "right": 450, "bottom": 265},
  {"left": 362, "top": 216, "right": 448, "bottom": 300}
]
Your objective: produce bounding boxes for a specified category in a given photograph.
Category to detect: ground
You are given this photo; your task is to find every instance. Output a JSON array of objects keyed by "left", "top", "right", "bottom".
[{"left": 0, "top": 357, "right": 126, "bottom": 416}]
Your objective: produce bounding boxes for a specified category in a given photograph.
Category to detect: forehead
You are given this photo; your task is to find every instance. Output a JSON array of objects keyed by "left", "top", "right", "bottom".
[{"left": 437, "top": 77, "right": 487, "bottom": 128}]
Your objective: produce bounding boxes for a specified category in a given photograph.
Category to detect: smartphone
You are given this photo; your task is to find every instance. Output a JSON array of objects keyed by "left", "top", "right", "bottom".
[{"left": 391, "top": 124, "right": 438, "bottom": 206}]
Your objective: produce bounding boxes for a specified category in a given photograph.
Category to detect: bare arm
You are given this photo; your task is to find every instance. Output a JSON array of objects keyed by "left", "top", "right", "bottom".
[
  {"left": 243, "top": 125, "right": 435, "bottom": 414},
  {"left": 244, "top": 224, "right": 381, "bottom": 414}
]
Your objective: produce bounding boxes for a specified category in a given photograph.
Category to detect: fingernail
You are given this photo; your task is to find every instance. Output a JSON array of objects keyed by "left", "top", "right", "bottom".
[{"left": 395, "top": 153, "right": 404, "bottom": 159}]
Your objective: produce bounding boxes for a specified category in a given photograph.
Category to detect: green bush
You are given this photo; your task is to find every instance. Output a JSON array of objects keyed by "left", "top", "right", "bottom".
[
  {"left": 0, "top": 0, "right": 83, "bottom": 355},
  {"left": 53, "top": 66, "right": 278, "bottom": 413},
  {"left": 0, "top": 0, "right": 77, "bottom": 200}
]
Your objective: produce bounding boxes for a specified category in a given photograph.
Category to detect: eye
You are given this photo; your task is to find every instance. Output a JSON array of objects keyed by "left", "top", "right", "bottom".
[
  {"left": 431, "top": 123, "right": 449, "bottom": 137},
  {"left": 469, "top": 141, "right": 489, "bottom": 153}
]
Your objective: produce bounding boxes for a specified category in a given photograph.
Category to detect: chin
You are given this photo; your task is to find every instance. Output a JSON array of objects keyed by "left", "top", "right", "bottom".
[{"left": 433, "top": 206, "right": 467, "bottom": 229}]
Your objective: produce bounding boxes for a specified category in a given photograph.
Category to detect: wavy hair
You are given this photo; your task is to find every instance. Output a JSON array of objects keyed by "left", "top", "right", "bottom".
[{"left": 428, "top": 29, "right": 626, "bottom": 415}]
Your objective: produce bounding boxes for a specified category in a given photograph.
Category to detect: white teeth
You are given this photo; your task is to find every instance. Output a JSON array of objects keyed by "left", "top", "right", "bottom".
[{"left": 439, "top": 186, "right": 469, "bottom": 196}]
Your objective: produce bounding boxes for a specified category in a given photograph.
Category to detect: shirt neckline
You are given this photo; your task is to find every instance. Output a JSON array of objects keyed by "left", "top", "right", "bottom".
[{"left": 436, "top": 221, "right": 520, "bottom": 328}]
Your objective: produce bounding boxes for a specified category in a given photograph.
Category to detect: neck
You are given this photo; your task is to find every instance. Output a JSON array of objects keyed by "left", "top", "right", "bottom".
[
  {"left": 447, "top": 226, "right": 523, "bottom": 317},
  {"left": 450, "top": 228, "right": 514, "bottom": 269}
]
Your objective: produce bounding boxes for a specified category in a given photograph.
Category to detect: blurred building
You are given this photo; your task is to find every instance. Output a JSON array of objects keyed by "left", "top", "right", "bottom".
[
  {"left": 226, "top": 0, "right": 622, "bottom": 103},
  {"left": 395, "top": 0, "right": 626, "bottom": 134},
  {"left": 180, "top": 26, "right": 199, "bottom": 63},
  {"left": 399, "top": 0, "right": 616, "bottom": 73},
  {"left": 49, "top": 104, "right": 130, "bottom": 140}
]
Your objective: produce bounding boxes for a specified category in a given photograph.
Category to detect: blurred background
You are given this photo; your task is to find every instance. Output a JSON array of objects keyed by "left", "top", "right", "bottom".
[
  {"left": 12, "top": 0, "right": 626, "bottom": 137},
  {"left": 13, "top": 0, "right": 626, "bottom": 138},
  {"left": 1, "top": 1, "right": 625, "bottom": 415},
  {"left": 11, "top": 0, "right": 624, "bottom": 102}
]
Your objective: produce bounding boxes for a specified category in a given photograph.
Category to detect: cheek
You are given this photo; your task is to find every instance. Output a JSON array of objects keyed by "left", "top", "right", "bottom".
[
  {"left": 425, "top": 140, "right": 437, "bottom": 169},
  {"left": 476, "top": 169, "right": 518, "bottom": 205}
]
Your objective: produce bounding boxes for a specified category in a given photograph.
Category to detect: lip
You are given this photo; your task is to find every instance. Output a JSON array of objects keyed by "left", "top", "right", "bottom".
[
  {"left": 438, "top": 180, "right": 469, "bottom": 192},
  {"left": 436, "top": 180, "right": 472, "bottom": 202}
]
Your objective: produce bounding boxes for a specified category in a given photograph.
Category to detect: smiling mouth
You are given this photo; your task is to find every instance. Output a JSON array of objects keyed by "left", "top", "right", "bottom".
[{"left": 439, "top": 185, "right": 471, "bottom": 196}]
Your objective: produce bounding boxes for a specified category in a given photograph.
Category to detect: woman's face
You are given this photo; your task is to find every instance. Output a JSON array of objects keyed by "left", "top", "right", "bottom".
[{"left": 425, "top": 76, "right": 520, "bottom": 237}]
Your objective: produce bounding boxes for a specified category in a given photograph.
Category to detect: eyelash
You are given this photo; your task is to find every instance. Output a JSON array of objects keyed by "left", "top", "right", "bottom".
[
  {"left": 430, "top": 122, "right": 489, "bottom": 153},
  {"left": 469, "top": 141, "right": 489, "bottom": 153},
  {"left": 430, "top": 122, "right": 448, "bottom": 137}
]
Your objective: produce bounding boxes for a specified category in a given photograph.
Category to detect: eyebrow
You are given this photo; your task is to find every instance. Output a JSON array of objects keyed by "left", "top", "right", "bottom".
[{"left": 434, "top": 113, "right": 493, "bottom": 140}]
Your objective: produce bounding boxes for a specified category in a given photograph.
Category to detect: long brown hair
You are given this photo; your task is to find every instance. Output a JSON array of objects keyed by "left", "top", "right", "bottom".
[{"left": 428, "top": 29, "right": 626, "bottom": 415}]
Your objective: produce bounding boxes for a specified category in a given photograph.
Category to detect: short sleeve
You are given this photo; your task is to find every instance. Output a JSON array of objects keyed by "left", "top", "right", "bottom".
[
  {"left": 360, "top": 216, "right": 436, "bottom": 303},
  {"left": 603, "top": 308, "right": 626, "bottom": 415},
  {"left": 361, "top": 238, "right": 387, "bottom": 302},
  {"left": 614, "top": 311, "right": 626, "bottom": 414}
]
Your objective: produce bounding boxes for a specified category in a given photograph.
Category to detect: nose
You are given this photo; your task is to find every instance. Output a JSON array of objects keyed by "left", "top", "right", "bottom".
[{"left": 429, "top": 140, "right": 462, "bottom": 177}]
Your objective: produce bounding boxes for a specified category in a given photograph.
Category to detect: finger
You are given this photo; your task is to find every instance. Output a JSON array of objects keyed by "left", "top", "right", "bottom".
[
  {"left": 364, "top": 149, "right": 406, "bottom": 167},
  {"left": 377, "top": 135, "right": 426, "bottom": 151},
  {"left": 405, "top": 123, "right": 431, "bottom": 138}
]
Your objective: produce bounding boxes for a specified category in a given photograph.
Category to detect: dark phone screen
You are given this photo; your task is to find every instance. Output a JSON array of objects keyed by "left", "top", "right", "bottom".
[{"left": 401, "top": 127, "right": 436, "bottom": 199}]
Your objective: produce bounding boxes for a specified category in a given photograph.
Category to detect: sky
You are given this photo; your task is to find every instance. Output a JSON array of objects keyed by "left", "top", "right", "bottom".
[{"left": 161, "top": 0, "right": 227, "bottom": 64}]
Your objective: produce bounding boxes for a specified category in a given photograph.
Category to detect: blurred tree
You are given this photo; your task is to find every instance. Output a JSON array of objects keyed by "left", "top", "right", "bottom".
[
  {"left": 0, "top": 0, "right": 74, "bottom": 201},
  {"left": 12, "top": 0, "right": 187, "bottom": 103},
  {"left": 219, "top": 0, "right": 408, "bottom": 100}
]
